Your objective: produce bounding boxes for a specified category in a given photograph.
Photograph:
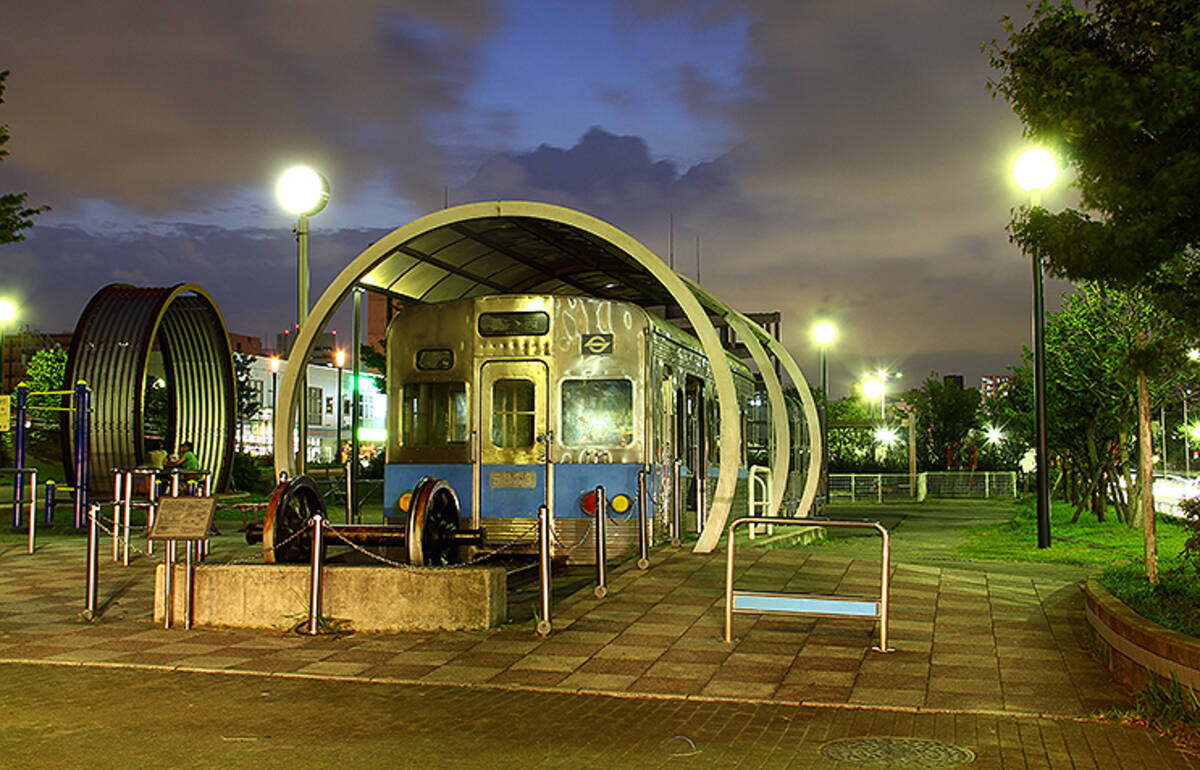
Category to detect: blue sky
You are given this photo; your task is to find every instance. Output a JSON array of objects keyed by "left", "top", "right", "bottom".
[{"left": 0, "top": 0, "right": 1064, "bottom": 397}]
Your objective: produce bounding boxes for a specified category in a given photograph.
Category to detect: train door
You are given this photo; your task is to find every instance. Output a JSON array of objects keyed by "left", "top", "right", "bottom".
[
  {"left": 679, "top": 375, "right": 705, "bottom": 531},
  {"left": 479, "top": 360, "right": 550, "bottom": 521}
]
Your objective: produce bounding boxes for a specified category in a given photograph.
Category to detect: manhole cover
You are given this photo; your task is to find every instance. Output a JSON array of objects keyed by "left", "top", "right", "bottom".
[{"left": 820, "top": 736, "right": 975, "bottom": 768}]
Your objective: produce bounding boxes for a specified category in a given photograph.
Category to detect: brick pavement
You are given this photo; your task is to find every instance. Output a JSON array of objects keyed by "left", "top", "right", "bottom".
[{"left": 0, "top": 533, "right": 1194, "bottom": 767}]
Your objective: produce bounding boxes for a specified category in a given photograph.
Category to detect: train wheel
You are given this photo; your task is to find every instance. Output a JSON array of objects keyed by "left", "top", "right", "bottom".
[
  {"left": 262, "top": 476, "right": 325, "bottom": 563},
  {"left": 407, "top": 477, "right": 462, "bottom": 566}
]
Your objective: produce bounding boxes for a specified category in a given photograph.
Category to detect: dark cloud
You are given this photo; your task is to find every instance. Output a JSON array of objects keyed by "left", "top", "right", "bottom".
[
  {"left": 2, "top": 1, "right": 497, "bottom": 214},
  {"left": 5, "top": 222, "right": 392, "bottom": 340}
]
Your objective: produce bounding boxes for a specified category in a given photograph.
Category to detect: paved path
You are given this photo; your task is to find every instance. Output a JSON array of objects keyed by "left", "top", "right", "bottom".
[{"left": 0, "top": 500, "right": 1194, "bottom": 767}]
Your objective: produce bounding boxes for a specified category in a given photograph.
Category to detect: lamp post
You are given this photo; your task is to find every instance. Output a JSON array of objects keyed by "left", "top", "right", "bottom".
[
  {"left": 0, "top": 299, "right": 14, "bottom": 394},
  {"left": 334, "top": 348, "right": 345, "bottom": 465},
  {"left": 813, "top": 321, "right": 836, "bottom": 508},
  {"left": 1013, "top": 147, "right": 1058, "bottom": 549},
  {"left": 276, "top": 166, "right": 330, "bottom": 473},
  {"left": 268, "top": 354, "right": 281, "bottom": 447}
]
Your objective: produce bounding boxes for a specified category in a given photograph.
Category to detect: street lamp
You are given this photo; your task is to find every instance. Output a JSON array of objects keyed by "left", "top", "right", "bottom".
[
  {"left": 812, "top": 321, "right": 836, "bottom": 508},
  {"left": 334, "top": 348, "right": 345, "bottom": 466},
  {"left": 1013, "top": 147, "right": 1058, "bottom": 549},
  {"left": 268, "top": 355, "right": 281, "bottom": 445},
  {"left": 0, "top": 299, "right": 14, "bottom": 393},
  {"left": 277, "top": 165, "right": 330, "bottom": 472}
]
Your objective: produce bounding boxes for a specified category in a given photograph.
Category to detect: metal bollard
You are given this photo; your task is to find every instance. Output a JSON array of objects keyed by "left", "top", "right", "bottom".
[
  {"left": 24, "top": 469, "right": 37, "bottom": 555},
  {"left": 593, "top": 486, "right": 607, "bottom": 599},
  {"left": 306, "top": 515, "right": 325, "bottom": 635},
  {"left": 636, "top": 468, "right": 649, "bottom": 569},
  {"left": 45, "top": 479, "right": 56, "bottom": 525},
  {"left": 537, "top": 504, "right": 552, "bottom": 636},
  {"left": 112, "top": 471, "right": 123, "bottom": 562},
  {"left": 84, "top": 505, "right": 100, "bottom": 619},
  {"left": 163, "top": 541, "right": 175, "bottom": 629},
  {"left": 122, "top": 470, "right": 133, "bottom": 566},
  {"left": 671, "top": 460, "right": 682, "bottom": 547},
  {"left": 345, "top": 460, "right": 353, "bottom": 525},
  {"left": 184, "top": 542, "right": 193, "bottom": 630}
]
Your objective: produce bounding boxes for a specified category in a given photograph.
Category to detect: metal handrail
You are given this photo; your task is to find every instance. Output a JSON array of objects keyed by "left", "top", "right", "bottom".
[
  {"left": 724, "top": 516, "right": 893, "bottom": 653},
  {"left": 747, "top": 465, "right": 772, "bottom": 540}
]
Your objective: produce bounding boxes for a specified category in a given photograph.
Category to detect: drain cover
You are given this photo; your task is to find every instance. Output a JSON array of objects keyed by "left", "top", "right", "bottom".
[{"left": 820, "top": 736, "right": 975, "bottom": 768}]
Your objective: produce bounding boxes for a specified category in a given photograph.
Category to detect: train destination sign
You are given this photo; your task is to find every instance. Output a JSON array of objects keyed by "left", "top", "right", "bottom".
[{"left": 148, "top": 497, "right": 218, "bottom": 541}]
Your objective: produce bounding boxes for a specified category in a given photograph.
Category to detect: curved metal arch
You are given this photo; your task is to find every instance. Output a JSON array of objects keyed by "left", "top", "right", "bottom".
[
  {"left": 273, "top": 201, "right": 740, "bottom": 537},
  {"left": 63, "top": 283, "right": 236, "bottom": 493},
  {"left": 722, "top": 312, "right": 791, "bottom": 519},
  {"left": 679, "top": 278, "right": 822, "bottom": 541}
]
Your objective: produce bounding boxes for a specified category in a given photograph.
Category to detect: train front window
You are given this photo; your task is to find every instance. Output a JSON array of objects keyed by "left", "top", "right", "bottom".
[
  {"left": 561, "top": 379, "right": 633, "bottom": 447},
  {"left": 492, "top": 379, "right": 535, "bottom": 448},
  {"left": 402, "top": 383, "right": 467, "bottom": 447}
]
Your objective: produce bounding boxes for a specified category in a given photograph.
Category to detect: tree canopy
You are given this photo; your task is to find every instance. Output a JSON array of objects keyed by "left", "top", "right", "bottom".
[
  {"left": 0, "top": 70, "right": 48, "bottom": 244},
  {"left": 989, "top": 1, "right": 1200, "bottom": 303}
]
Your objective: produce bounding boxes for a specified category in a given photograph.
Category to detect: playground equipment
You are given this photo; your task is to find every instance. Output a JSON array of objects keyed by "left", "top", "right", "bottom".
[
  {"left": 245, "top": 475, "right": 485, "bottom": 566},
  {"left": 63, "top": 283, "right": 236, "bottom": 496},
  {"left": 8, "top": 381, "right": 92, "bottom": 528}
]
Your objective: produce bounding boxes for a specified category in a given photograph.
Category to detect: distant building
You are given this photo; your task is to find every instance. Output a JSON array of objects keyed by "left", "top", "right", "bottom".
[
  {"left": 943, "top": 374, "right": 965, "bottom": 389},
  {"left": 981, "top": 374, "right": 1014, "bottom": 400},
  {"left": 228, "top": 332, "right": 262, "bottom": 355},
  {"left": 0, "top": 328, "right": 72, "bottom": 392},
  {"left": 276, "top": 329, "right": 341, "bottom": 366}
]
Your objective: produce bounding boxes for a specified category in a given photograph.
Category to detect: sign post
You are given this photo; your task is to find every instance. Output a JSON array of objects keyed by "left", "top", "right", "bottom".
[{"left": 148, "top": 497, "right": 217, "bottom": 630}]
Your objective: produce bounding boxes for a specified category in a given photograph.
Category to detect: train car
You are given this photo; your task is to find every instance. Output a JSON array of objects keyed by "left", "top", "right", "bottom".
[{"left": 382, "top": 294, "right": 759, "bottom": 564}]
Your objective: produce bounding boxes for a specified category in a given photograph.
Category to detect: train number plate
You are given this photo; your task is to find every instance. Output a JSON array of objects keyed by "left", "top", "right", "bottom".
[{"left": 490, "top": 471, "right": 537, "bottom": 489}]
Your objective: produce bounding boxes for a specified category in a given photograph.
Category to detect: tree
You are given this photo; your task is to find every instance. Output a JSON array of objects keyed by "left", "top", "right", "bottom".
[
  {"left": 233, "top": 353, "right": 262, "bottom": 452},
  {"left": 0, "top": 70, "right": 48, "bottom": 243},
  {"left": 989, "top": 0, "right": 1200, "bottom": 582},
  {"left": 360, "top": 341, "right": 386, "bottom": 376},
  {"left": 907, "top": 374, "right": 981, "bottom": 471}
]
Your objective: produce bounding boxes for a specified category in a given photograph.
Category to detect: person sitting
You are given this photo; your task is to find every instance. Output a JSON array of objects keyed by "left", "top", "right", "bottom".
[
  {"left": 165, "top": 441, "right": 202, "bottom": 494},
  {"left": 145, "top": 438, "right": 168, "bottom": 470},
  {"left": 165, "top": 441, "right": 200, "bottom": 471}
]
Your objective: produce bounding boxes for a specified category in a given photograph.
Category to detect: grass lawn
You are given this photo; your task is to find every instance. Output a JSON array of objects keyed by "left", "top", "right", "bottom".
[{"left": 958, "top": 498, "right": 1191, "bottom": 567}]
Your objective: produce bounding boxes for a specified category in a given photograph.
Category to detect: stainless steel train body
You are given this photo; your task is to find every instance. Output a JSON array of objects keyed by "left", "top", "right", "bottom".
[{"left": 383, "top": 294, "right": 756, "bottom": 563}]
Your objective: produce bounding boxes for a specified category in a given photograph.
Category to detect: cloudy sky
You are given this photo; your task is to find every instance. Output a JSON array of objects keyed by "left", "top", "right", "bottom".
[{"left": 0, "top": 0, "right": 1072, "bottom": 397}]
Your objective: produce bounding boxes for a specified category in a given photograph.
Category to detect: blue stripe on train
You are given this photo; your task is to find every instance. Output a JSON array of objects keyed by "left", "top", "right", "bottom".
[{"left": 383, "top": 463, "right": 643, "bottom": 520}]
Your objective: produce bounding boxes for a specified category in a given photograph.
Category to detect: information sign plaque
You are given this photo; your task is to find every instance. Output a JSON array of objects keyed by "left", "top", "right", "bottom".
[{"left": 148, "top": 497, "right": 217, "bottom": 541}]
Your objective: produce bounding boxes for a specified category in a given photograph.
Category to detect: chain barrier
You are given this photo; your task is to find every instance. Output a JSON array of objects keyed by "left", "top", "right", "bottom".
[
  {"left": 548, "top": 518, "right": 594, "bottom": 551},
  {"left": 463, "top": 519, "right": 541, "bottom": 565},
  {"left": 92, "top": 515, "right": 156, "bottom": 562}
]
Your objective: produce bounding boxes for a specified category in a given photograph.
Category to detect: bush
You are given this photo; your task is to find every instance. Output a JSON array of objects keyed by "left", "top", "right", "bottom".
[{"left": 231, "top": 452, "right": 266, "bottom": 492}]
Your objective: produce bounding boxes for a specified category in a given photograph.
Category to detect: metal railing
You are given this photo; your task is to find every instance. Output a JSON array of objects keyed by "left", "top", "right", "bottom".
[
  {"left": 724, "top": 516, "right": 893, "bottom": 653},
  {"left": 828, "top": 471, "right": 1018, "bottom": 503},
  {"left": 747, "top": 465, "right": 773, "bottom": 539}
]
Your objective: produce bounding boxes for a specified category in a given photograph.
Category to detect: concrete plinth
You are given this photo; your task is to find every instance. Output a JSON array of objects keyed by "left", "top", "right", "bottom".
[{"left": 154, "top": 563, "right": 506, "bottom": 632}]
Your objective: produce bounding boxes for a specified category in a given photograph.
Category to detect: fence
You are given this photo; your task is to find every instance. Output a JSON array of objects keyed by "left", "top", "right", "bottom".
[{"left": 828, "top": 471, "right": 1018, "bottom": 503}]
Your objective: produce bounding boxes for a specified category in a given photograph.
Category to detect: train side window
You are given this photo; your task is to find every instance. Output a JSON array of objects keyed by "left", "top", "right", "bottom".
[
  {"left": 561, "top": 379, "right": 633, "bottom": 447},
  {"left": 402, "top": 382, "right": 468, "bottom": 446},
  {"left": 492, "top": 379, "right": 535, "bottom": 448}
]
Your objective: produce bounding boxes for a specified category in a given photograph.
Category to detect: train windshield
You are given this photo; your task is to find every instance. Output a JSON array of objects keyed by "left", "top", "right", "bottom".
[
  {"left": 561, "top": 379, "right": 634, "bottom": 447},
  {"left": 402, "top": 383, "right": 468, "bottom": 446}
]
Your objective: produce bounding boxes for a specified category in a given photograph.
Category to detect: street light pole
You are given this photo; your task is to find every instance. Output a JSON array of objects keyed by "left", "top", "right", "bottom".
[
  {"left": 0, "top": 300, "right": 15, "bottom": 394},
  {"left": 277, "top": 166, "right": 329, "bottom": 475},
  {"left": 1013, "top": 148, "right": 1058, "bottom": 550},
  {"left": 813, "top": 322, "right": 836, "bottom": 509},
  {"left": 335, "top": 349, "right": 345, "bottom": 465}
]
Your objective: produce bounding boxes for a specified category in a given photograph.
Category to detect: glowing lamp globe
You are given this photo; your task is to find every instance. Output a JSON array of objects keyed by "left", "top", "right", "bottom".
[
  {"left": 862, "top": 378, "right": 883, "bottom": 400},
  {"left": 1012, "top": 149, "right": 1058, "bottom": 193},
  {"left": 276, "top": 166, "right": 330, "bottom": 216},
  {"left": 0, "top": 300, "right": 15, "bottom": 323},
  {"left": 813, "top": 321, "right": 836, "bottom": 346}
]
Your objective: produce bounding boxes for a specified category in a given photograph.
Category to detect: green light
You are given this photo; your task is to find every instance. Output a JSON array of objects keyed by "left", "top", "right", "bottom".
[
  {"left": 358, "top": 426, "right": 386, "bottom": 442},
  {"left": 351, "top": 375, "right": 379, "bottom": 393}
]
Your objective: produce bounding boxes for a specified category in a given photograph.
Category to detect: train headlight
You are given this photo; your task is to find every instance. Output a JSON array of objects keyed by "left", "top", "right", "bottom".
[
  {"left": 397, "top": 490, "right": 413, "bottom": 513},
  {"left": 610, "top": 494, "right": 632, "bottom": 514},
  {"left": 579, "top": 490, "right": 597, "bottom": 516}
]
